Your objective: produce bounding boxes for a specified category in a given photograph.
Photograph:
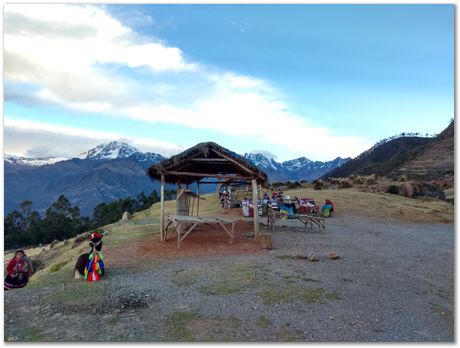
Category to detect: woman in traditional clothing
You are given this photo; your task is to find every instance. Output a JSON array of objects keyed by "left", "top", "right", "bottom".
[{"left": 4, "top": 250, "right": 33, "bottom": 290}]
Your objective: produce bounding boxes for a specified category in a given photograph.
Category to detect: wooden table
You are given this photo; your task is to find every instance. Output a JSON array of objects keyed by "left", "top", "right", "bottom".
[
  {"left": 165, "top": 215, "right": 236, "bottom": 249},
  {"left": 267, "top": 211, "right": 325, "bottom": 232}
]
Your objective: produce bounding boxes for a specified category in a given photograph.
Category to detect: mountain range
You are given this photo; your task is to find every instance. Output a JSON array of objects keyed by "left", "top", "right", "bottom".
[
  {"left": 243, "top": 153, "right": 350, "bottom": 182},
  {"left": 5, "top": 141, "right": 348, "bottom": 217}
]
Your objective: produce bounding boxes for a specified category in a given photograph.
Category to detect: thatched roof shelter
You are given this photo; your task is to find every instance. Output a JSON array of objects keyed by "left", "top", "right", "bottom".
[
  {"left": 148, "top": 142, "right": 268, "bottom": 186},
  {"left": 147, "top": 142, "right": 269, "bottom": 243}
]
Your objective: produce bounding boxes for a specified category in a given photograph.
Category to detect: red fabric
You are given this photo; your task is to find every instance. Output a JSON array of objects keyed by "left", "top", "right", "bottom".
[
  {"left": 6, "top": 258, "right": 29, "bottom": 276},
  {"left": 91, "top": 232, "right": 103, "bottom": 240},
  {"left": 6, "top": 259, "right": 16, "bottom": 276}
]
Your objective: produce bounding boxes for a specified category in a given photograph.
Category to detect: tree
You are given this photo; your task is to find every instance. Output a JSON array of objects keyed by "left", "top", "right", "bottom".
[{"left": 43, "top": 195, "right": 82, "bottom": 242}]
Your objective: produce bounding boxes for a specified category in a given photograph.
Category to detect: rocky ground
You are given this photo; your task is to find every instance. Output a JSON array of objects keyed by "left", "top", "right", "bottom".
[{"left": 4, "top": 215, "right": 454, "bottom": 342}]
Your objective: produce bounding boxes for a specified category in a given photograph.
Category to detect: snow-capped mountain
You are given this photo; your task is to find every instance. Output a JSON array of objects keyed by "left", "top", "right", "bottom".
[
  {"left": 244, "top": 153, "right": 350, "bottom": 182},
  {"left": 4, "top": 154, "right": 68, "bottom": 166},
  {"left": 78, "top": 141, "right": 140, "bottom": 160},
  {"left": 6, "top": 141, "right": 167, "bottom": 167},
  {"left": 4, "top": 142, "right": 168, "bottom": 216},
  {"left": 243, "top": 153, "right": 283, "bottom": 171}
]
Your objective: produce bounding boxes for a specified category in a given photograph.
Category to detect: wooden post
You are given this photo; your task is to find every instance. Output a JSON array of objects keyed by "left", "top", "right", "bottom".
[
  {"left": 160, "top": 175, "right": 165, "bottom": 242},
  {"left": 252, "top": 179, "right": 259, "bottom": 237},
  {"left": 176, "top": 183, "right": 180, "bottom": 216},
  {"left": 260, "top": 234, "right": 273, "bottom": 250},
  {"left": 197, "top": 183, "right": 200, "bottom": 216}
]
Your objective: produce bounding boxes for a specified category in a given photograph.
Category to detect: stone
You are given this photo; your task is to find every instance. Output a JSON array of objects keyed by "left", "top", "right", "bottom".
[
  {"left": 328, "top": 252, "right": 339, "bottom": 260},
  {"left": 121, "top": 211, "right": 132, "bottom": 221}
]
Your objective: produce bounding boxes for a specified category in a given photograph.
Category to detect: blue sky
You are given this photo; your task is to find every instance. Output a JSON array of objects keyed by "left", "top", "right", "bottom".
[{"left": 4, "top": 4, "right": 454, "bottom": 161}]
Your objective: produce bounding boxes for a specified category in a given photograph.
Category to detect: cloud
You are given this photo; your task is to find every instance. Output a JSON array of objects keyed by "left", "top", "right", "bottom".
[
  {"left": 4, "top": 4, "right": 372, "bottom": 161},
  {"left": 4, "top": 119, "right": 183, "bottom": 158}
]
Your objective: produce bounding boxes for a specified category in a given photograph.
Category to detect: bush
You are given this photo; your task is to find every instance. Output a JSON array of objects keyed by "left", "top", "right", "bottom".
[
  {"left": 399, "top": 183, "right": 413, "bottom": 197},
  {"left": 386, "top": 185, "right": 400, "bottom": 195},
  {"left": 339, "top": 179, "right": 353, "bottom": 189},
  {"left": 313, "top": 180, "right": 323, "bottom": 190},
  {"left": 286, "top": 181, "right": 301, "bottom": 189}
]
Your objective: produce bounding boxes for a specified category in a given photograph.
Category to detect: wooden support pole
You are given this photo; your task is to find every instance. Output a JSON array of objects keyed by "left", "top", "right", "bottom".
[
  {"left": 176, "top": 183, "right": 180, "bottom": 216},
  {"left": 252, "top": 179, "right": 259, "bottom": 238},
  {"left": 197, "top": 183, "right": 200, "bottom": 216},
  {"left": 160, "top": 175, "right": 165, "bottom": 242}
]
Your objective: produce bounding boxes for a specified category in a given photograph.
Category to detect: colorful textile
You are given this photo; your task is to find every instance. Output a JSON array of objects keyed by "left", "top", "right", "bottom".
[{"left": 84, "top": 252, "right": 104, "bottom": 282}]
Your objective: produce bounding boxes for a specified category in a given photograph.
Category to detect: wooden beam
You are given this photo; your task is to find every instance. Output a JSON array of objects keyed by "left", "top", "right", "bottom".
[
  {"left": 252, "top": 179, "right": 260, "bottom": 238},
  {"left": 164, "top": 171, "right": 254, "bottom": 180},
  {"left": 195, "top": 181, "right": 250, "bottom": 184},
  {"left": 160, "top": 175, "right": 165, "bottom": 242},
  {"left": 190, "top": 158, "right": 229, "bottom": 162},
  {"left": 212, "top": 148, "right": 257, "bottom": 176}
]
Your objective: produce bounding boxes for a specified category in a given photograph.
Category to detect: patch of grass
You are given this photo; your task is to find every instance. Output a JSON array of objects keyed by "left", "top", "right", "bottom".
[
  {"left": 436, "top": 289, "right": 449, "bottom": 300},
  {"left": 324, "top": 291, "right": 342, "bottom": 301},
  {"left": 256, "top": 316, "right": 272, "bottom": 328},
  {"left": 199, "top": 264, "right": 273, "bottom": 296},
  {"left": 283, "top": 275, "right": 319, "bottom": 284},
  {"left": 46, "top": 279, "right": 106, "bottom": 303},
  {"left": 275, "top": 255, "right": 294, "bottom": 260},
  {"left": 108, "top": 314, "right": 121, "bottom": 326},
  {"left": 23, "top": 327, "right": 45, "bottom": 342},
  {"left": 275, "top": 329, "right": 304, "bottom": 342},
  {"left": 49, "top": 260, "right": 68, "bottom": 273},
  {"left": 430, "top": 302, "right": 450, "bottom": 317},
  {"left": 172, "top": 273, "right": 197, "bottom": 288},
  {"left": 166, "top": 310, "right": 201, "bottom": 341},
  {"left": 258, "top": 285, "right": 341, "bottom": 305}
]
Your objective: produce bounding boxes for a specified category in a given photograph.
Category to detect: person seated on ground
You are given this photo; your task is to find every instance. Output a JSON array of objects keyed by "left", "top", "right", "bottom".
[{"left": 4, "top": 250, "right": 34, "bottom": 290}]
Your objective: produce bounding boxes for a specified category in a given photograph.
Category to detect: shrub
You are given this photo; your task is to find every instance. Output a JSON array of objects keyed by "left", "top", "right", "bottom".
[
  {"left": 365, "top": 175, "right": 377, "bottom": 185},
  {"left": 399, "top": 183, "right": 413, "bottom": 198},
  {"left": 386, "top": 185, "right": 400, "bottom": 195},
  {"left": 339, "top": 179, "right": 353, "bottom": 189},
  {"left": 286, "top": 181, "right": 301, "bottom": 189},
  {"left": 312, "top": 180, "right": 323, "bottom": 190}
]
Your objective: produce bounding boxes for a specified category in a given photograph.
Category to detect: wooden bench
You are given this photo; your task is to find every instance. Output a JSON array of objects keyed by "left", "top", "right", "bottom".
[{"left": 267, "top": 211, "right": 325, "bottom": 232}]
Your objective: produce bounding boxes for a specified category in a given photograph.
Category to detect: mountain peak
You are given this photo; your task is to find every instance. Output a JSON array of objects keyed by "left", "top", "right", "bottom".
[
  {"left": 5, "top": 154, "right": 68, "bottom": 166},
  {"left": 79, "top": 141, "right": 140, "bottom": 160}
]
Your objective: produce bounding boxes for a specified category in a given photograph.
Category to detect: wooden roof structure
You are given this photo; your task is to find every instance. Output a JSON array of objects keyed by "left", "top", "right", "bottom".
[
  {"left": 147, "top": 142, "right": 269, "bottom": 243},
  {"left": 148, "top": 142, "right": 268, "bottom": 186}
]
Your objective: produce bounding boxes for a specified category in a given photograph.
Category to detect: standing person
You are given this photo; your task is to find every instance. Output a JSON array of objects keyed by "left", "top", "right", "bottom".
[{"left": 4, "top": 250, "right": 34, "bottom": 290}]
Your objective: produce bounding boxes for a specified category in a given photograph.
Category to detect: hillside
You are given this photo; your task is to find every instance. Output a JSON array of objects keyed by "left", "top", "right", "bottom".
[
  {"left": 323, "top": 121, "right": 454, "bottom": 181},
  {"left": 390, "top": 120, "right": 454, "bottom": 180}
]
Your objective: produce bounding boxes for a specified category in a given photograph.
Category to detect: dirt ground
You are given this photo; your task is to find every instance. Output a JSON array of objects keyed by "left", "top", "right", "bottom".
[
  {"left": 4, "top": 212, "right": 454, "bottom": 342},
  {"left": 105, "top": 220, "right": 262, "bottom": 266}
]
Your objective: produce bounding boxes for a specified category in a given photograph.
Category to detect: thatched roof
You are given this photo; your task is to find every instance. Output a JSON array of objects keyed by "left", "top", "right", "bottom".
[{"left": 147, "top": 142, "right": 268, "bottom": 186}]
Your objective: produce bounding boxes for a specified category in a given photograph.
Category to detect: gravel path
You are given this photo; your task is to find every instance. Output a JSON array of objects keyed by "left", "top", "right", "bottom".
[{"left": 4, "top": 215, "right": 454, "bottom": 342}]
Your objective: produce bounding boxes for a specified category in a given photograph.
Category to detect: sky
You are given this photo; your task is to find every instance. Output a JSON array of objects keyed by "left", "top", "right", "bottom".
[{"left": 3, "top": 4, "right": 454, "bottom": 162}]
